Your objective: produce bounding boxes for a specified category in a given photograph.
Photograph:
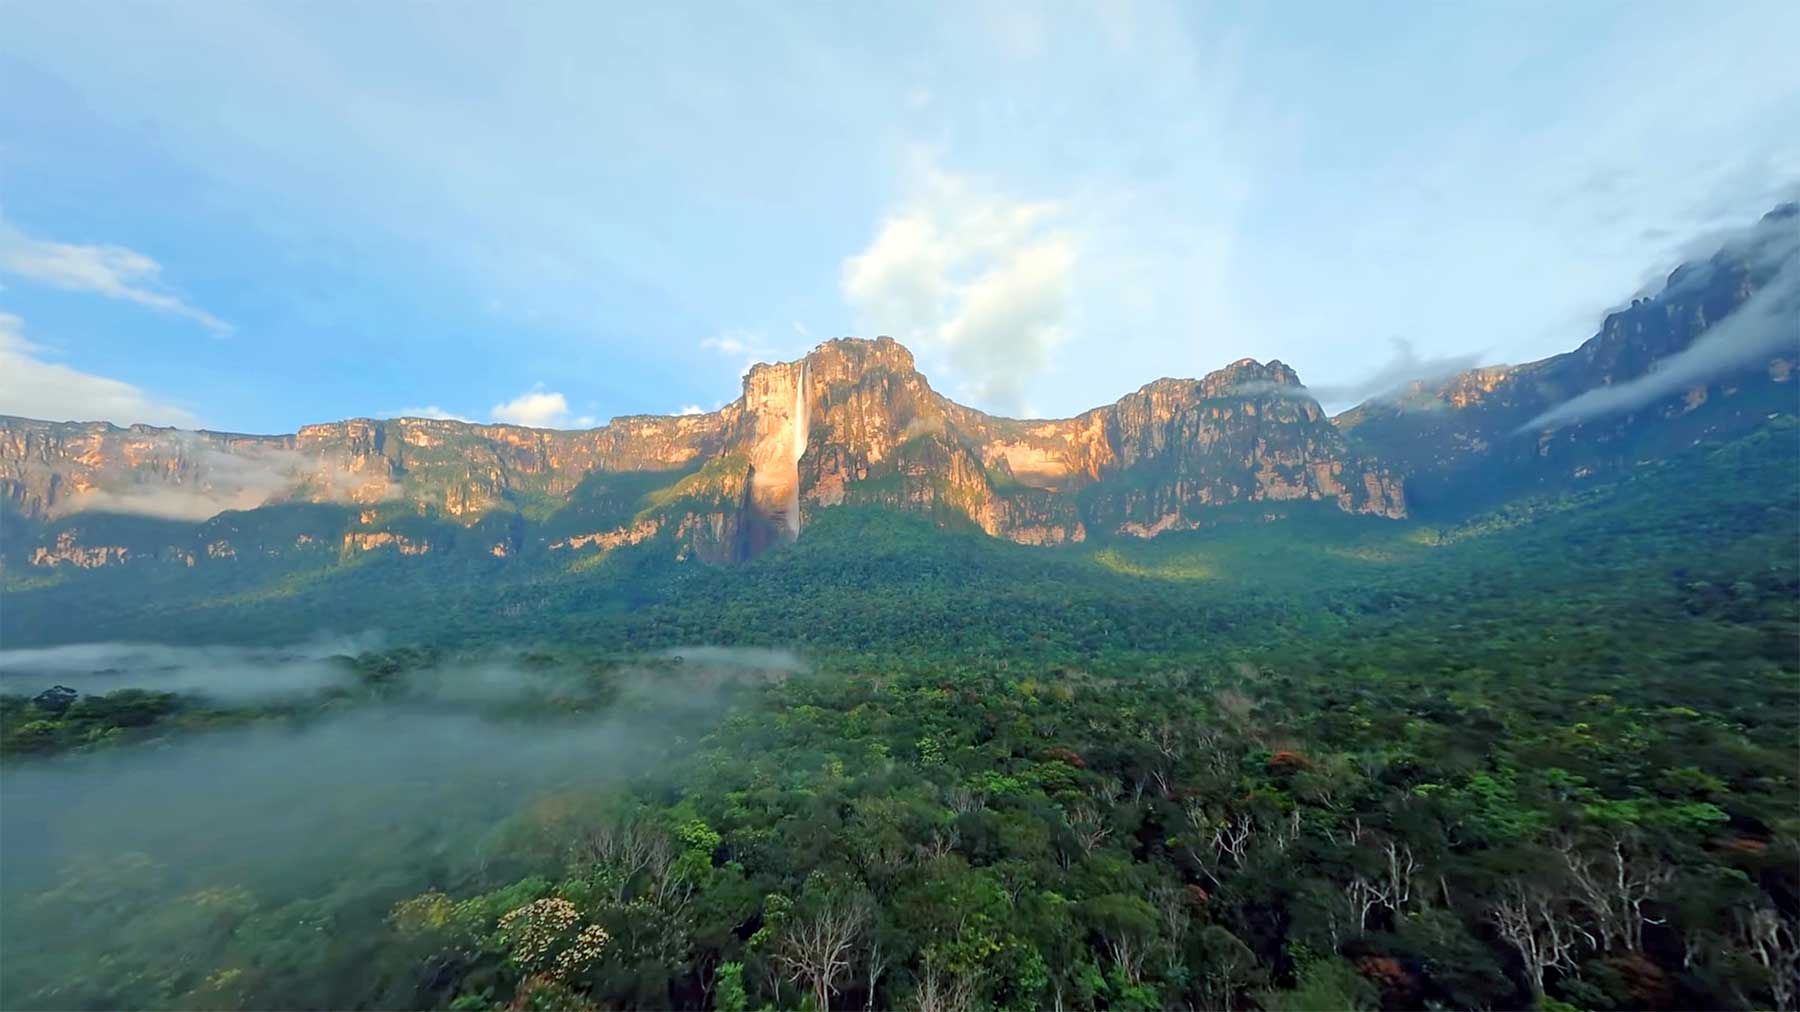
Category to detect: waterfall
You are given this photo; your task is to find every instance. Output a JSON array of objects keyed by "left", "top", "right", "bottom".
[{"left": 788, "top": 359, "right": 810, "bottom": 538}]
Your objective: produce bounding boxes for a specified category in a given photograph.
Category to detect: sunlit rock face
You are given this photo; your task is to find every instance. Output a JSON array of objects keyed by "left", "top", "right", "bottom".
[
  {"left": 1, "top": 336, "right": 1405, "bottom": 565},
  {"left": 733, "top": 358, "right": 814, "bottom": 558},
  {"left": 0, "top": 414, "right": 733, "bottom": 523},
  {"left": 730, "top": 339, "right": 1401, "bottom": 552}
]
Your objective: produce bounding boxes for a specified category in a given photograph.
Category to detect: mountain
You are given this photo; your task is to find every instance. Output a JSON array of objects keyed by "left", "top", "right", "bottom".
[
  {"left": 2, "top": 206, "right": 1794, "bottom": 587},
  {"left": 1, "top": 339, "right": 1404, "bottom": 571}
]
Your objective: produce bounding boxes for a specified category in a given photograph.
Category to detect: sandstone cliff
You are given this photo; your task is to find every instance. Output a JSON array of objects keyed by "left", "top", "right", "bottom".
[{"left": 1, "top": 338, "right": 1403, "bottom": 569}]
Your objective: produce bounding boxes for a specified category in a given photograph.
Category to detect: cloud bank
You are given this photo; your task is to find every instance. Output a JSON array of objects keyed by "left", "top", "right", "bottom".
[
  {"left": 0, "top": 637, "right": 380, "bottom": 702},
  {"left": 53, "top": 432, "right": 399, "bottom": 522},
  {"left": 0, "top": 313, "right": 199, "bottom": 427},
  {"left": 57, "top": 436, "right": 309, "bottom": 521}
]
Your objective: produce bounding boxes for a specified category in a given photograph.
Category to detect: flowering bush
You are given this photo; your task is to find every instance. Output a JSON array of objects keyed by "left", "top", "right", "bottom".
[{"left": 497, "top": 898, "right": 608, "bottom": 982}]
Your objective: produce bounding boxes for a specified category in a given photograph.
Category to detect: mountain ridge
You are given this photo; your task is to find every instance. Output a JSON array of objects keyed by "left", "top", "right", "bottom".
[
  {"left": 1, "top": 338, "right": 1405, "bottom": 564},
  {"left": 2, "top": 205, "right": 1795, "bottom": 569}
]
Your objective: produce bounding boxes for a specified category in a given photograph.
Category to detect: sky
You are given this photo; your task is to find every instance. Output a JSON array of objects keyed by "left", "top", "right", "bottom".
[{"left": 1, "top": 1, "right": 1797, "bottom": 432}]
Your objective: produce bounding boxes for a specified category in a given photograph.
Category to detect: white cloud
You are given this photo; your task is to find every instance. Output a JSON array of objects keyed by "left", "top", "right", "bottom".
[
  {"left": 676, "top": 404, "right": 706, "bottom": 416},
  {"left": 490, "top": 386, "right": 577, "bottom": 428},
  {"left": 0, "top": 219, "right": 231, "bottom": 334},
  {"left": 842, "top": 160, "right": 1077, "bottom": 413},
  {"left": 1305, "top": 336, "right": 1487, "bottom": 411},
  {"left": 0, "top": 312, "right": 199, "bottom": 427}
]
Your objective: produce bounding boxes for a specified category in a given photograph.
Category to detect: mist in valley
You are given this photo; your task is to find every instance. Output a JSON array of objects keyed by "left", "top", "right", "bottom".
[
  {"left": 0, "top": 635, "right": 382, "bottom": 701},
  {"left": 0, "top": 642, "right": 803, "bottom": 1010}
]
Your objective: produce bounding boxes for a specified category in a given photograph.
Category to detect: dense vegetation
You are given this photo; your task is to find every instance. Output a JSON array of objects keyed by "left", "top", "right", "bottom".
[{"left": 0, "top": 423, "right": 1795, "bottom": 1010}]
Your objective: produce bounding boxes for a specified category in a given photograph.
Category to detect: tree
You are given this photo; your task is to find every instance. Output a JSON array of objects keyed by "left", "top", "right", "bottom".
[
  {"left": 1738, "top": 906, "right": 1798, "bottom": 1012},
  {"left": 1488, "top": 882, "right": 1592, "bottom": 999},
  {"left": 32, "top": 685, "right": 78, "bottom": 716},
  {"left": 1555, "top": 834, "right": 1670, "bottom": 953},
  {"left": 1081, "top": 894, "right": 1159, "bottom": 986},
  {"left": 774, "top": 877, "right": 872, "bottom": 1011},
  {"left": 1195, "top": 925, "right": 1261, "bottom": 1011}
]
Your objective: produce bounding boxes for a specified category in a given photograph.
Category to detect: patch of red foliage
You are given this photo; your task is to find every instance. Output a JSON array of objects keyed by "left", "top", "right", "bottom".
[
  {"left": 1045, "top": 746, "right": 1086, "bottom": 768},
  {"left": 1355, "top": 956, "right": 1419, "bottom": 1006},
  {"left": 1267, "top": 750, "right": 1313, "bottom": 773}
]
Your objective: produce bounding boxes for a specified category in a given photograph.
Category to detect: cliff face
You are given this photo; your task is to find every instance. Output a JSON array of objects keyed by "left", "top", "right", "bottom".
[
  {"left": 0, "top": 337, "right": 1402, "bottom": 570},
  {"left": 731, "top": 339, "right": 1401, "bottom": 554},
  {"left": 0, "top": 413, "right": 733, "bottom": 524}
]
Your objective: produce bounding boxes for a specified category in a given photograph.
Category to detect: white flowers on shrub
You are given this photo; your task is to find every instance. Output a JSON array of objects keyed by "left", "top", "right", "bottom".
[{"left": 496, "top": 897, "right": 607, "bottom": 980}]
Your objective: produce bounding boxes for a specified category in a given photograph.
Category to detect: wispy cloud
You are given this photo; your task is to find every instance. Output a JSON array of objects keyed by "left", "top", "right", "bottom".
[
  {"left": 61, "top": 437, "right": 307, "bottom": 520},
  {"left": 701, "top": 331, "right": 758, "bottom": 357},
  {"left": 489, "top": 385, "right": 595, "bottom": 428},
  {"left": 700, "top": 329, "right": 778, "bottom": 377},
  {"left": 0, "top": 219, "right": 231, "bottom": 334},
  {"left": 1307, "top": 337, "right": 1487, "bottom": 410},
  {"left": 842, "top": 156, "right": 1076, "bottom": 414},
  {"left": 388, "top": 405, "right": 471, "bottom": 421},
  {"left": 0, "top": 312, "right": 199, "bottom": 426}
]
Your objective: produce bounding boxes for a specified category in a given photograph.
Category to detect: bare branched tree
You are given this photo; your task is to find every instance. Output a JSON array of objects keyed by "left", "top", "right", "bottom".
[
  {"left": 863, "top": 931, "right": 889, "bottom": 1012},
  {"left": 775, "top": 889, "right": 872, "bottom": 1012},
  {"left": 1489, "top": 883, "right": 1594, "bottom": 999},
  {"left": 1068, "top": 801, "right": 1113, "bottom": 856},
  {"left": 1555, "top": 834, "right": 1670, "bottom": 952},
  {"left": 1151, "top": 882, "right": 1192, "bottom": 981},
  {"left": 913, "top": 955, "right": 977, "bottom": 1012},
  {"left": 1739, "top": 906, "right": 1799, "bottom": 1012},
  {"left": 1182, "top": 802, "right": 1255, "bottom": 885}
]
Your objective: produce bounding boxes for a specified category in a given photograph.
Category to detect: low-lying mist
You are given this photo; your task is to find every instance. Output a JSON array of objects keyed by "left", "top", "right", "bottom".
[
  {"left": 0, "top": 634, "right": 382, "bottom": 701},
  {"left": 0, "top": 641, "right": 805, "bottom": 1010}
]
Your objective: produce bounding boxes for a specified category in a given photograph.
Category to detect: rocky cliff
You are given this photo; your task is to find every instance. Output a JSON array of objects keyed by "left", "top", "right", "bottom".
[{"left": 1, "top": 338, "right": 1402, "bottom": 570}]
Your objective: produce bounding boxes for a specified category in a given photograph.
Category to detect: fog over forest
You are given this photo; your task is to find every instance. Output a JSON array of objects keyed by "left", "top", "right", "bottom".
[{"left": 0, "top": 642, "right": 803, "bottom": 1008}]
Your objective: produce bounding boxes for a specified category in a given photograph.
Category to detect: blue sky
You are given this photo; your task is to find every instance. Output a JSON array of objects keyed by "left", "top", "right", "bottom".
[{"left": 1, "top": 1, "right": 1796, "bottom": 432}]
